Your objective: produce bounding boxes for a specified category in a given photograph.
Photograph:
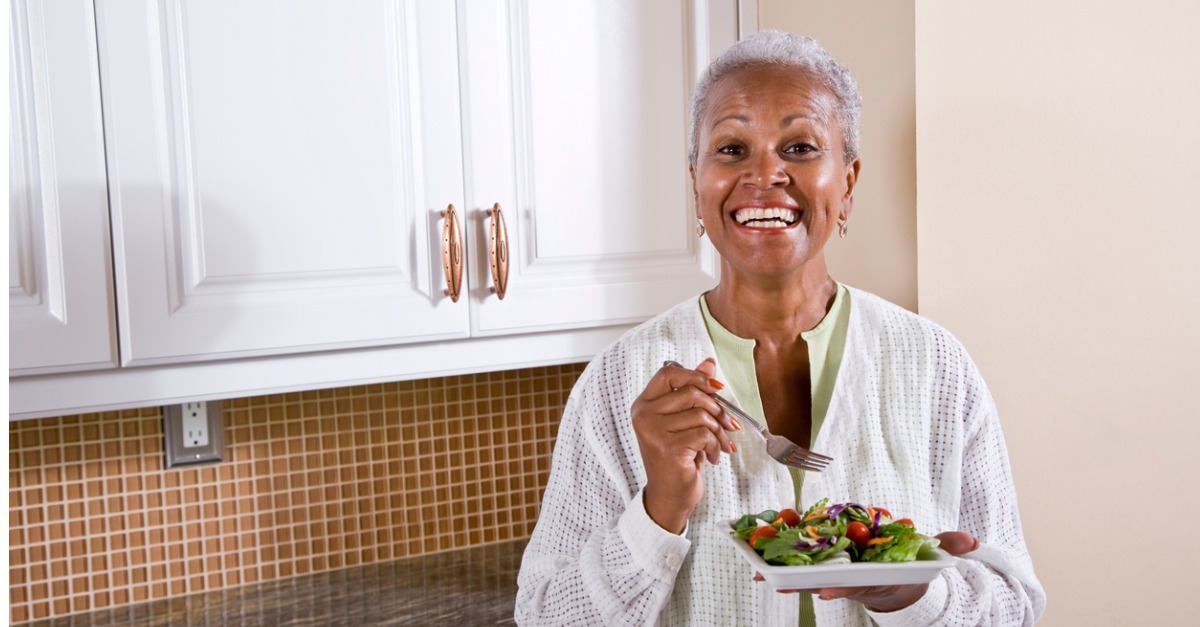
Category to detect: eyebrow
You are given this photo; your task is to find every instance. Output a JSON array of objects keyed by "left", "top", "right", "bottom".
[
  {"left": 711, "top": 114, "right": 751, "bottom": 127},
  {"left": 781, "top": 113, "right": 821, "bottom": 127},
  {"left": 710, "top": 112, "right": 822, "bottom": 129}
]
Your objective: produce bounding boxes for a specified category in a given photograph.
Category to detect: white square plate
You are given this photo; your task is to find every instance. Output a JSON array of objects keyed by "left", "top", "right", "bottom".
[{"left": 722, "top": 520, "right": 957, "bottom": 590}]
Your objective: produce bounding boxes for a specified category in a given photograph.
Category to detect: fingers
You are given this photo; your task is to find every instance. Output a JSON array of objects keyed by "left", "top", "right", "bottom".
[
  {"left": 646, "top": 359, "right": 724, "bottom": 404},
  {"left": 815, "top": 586, "right": 857, "bottom": 600},
  {"left": 672, "top": 420, "right": 731, "bottom": 464},
  {"left": 658, "top": 398, "right": 728, "bottom": 434},
  {"left": 751, "top": 574, "right": 818, "bottom": 596},
  {"left": 652, "top": 359, "right": 740, "bottom": 432},
  {"left": 693, "top": 357, "right": 718, "bottom": 379},
  {"left": 635, "top": 360, "right": 741, "bottom": 458},
  {"left": 934, "top": 531, "right": 980, "bottom": 556}
]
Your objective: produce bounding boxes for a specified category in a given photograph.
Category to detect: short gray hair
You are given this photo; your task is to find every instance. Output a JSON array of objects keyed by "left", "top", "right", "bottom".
[{"left": 688, "top": 30, "right": 862, "bottom": 166}]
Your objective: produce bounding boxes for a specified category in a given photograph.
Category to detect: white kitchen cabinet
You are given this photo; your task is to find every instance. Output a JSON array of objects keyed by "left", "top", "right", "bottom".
[
  {"left": 8, "top": 0, "right": 119, "bottom": 375},
  {"left": 95, "top": 0, "right": 471, "bottom": 365},
  {"left": 460, "top": 0, "right": 726, "bottom": 335},
  {"left": 10, "top": 0, "right": 737, "bottom": 418},
  {"left": 96, "top": 0, "right": 729, "bottom": 365}
]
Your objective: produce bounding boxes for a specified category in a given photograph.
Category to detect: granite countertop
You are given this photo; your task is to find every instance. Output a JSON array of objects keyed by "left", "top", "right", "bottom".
[{"left": 28, "top": 539, "right": 528, "bottom": 627}]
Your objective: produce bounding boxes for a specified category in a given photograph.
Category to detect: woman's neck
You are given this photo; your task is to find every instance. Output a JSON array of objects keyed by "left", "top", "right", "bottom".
[{"left": 705, "top": 263, "right": 838, "bottom": 347}]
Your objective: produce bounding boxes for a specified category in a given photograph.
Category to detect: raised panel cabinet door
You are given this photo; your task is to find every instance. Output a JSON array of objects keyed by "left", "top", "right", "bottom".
[
  {"left": 96, "top": 0, "right": 469, "bottom": 365},
  {"left": 460, "top": 0, "right": 734, "bottom": 336},
  {"left": 9, "top": 0, "right": 119, "bottom": 375}
]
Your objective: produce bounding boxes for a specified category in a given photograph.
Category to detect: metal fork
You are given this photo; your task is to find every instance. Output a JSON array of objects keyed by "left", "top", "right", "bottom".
[
  {"left": 711, "top": 394, "right": 832, "bottom": 472},
  {"left": 663, "top": 360, "right": 833, "bottom": 472}
]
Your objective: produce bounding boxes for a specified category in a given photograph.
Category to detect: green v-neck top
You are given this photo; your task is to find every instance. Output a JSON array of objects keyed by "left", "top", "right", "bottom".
[{"left": 698, "top": 282, "right": 852, "bottom": 505}]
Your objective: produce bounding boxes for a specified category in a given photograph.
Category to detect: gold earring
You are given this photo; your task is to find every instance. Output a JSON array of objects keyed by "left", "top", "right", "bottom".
[
  {"left": 838, "top": 219, "right": 849, "bottom": 238},
  {"left": 695, "top": 218, "right": 705, "bottom": 237}
]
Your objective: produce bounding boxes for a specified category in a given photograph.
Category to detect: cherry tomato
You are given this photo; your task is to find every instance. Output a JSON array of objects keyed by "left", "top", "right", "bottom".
[
  {"left": 748, "top": 525, "right": 778, "bottom": 549},
  {"left": 773, "top": 508, "right": 802, "bottom": 527},
  {"left": 846, "top": 521, "right": 871, "bottom": 549},
  {"left": 895, "top": 518, "right": 914, "bottom": 527}
]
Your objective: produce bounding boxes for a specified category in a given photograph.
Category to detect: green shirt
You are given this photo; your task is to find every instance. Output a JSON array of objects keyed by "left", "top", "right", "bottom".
[{"left": 699, "top": 284, "right": 851, "bottom": 626}]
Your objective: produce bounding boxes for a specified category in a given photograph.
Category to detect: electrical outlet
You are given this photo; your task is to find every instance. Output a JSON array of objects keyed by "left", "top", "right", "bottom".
[
  {"left": 181, "top": 401, "right": 210, "bottom": 448},
  {"left": 164, "top": 400, "right": 224, "bottom": 467}
]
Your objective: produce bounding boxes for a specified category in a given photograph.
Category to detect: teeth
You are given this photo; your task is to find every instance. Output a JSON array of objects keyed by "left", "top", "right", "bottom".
[{"left": 734, "top": 207, "right": 800, "bottom": 228}]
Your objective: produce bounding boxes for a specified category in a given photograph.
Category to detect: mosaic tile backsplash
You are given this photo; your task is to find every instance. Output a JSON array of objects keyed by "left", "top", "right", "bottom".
[{"left": 8, "top": 363, "right": 587, "bottom": 624}]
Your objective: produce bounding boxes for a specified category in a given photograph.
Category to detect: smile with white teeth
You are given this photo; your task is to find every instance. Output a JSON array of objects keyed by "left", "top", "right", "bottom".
[{"left": 733, "top": 207, "right": 801, "bottom": 228}]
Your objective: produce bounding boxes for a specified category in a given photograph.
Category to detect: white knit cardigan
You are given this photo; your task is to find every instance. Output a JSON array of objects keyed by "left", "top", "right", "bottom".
[{"left": 515, "top": 287, "right": 1046, "bottom": 626}]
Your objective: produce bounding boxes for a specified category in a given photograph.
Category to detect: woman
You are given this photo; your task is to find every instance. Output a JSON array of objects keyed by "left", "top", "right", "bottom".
[{"left": 515, "top": 31, "right": 1045, "bottom": 626}]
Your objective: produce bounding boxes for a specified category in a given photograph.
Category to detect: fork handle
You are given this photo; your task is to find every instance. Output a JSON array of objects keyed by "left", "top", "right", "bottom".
[{"left": 711, "top": 395, "right": 767, "bottom": 436}]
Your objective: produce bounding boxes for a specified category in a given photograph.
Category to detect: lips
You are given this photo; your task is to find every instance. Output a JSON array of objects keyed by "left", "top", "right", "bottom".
[{"left": 732, "top": 207, "right": 801, "bottom": 228}]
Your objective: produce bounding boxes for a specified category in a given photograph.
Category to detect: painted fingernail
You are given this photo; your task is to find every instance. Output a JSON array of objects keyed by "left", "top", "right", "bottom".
[
  {"left": 730, "top": 441, "right": 738, "bottom": 453},
  {"left": 709, "top": 378, "right": 725, "bottom": 390},
  {"left": 729, "top": 417, "right": 743, "bottom": 431}
]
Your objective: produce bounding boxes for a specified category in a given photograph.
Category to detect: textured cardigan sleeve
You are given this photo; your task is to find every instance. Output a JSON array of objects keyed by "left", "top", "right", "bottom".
[
  {"left": 868, "top": 336, "right": 1046, "bottom": 626},
  {"left": 514, "top": 366, "right": 691, "bottom": 626}
]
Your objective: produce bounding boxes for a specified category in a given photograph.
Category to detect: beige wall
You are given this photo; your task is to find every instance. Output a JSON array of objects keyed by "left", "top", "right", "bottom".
[
  {"left": 759, "top": 1, "right": 918, "bottom": 311},
  {"left": 916, "top": 2, "right": 1200, "bottom": 625},
  {"left": 764, "top": 0, "right": 1200, "bottom": 623}
]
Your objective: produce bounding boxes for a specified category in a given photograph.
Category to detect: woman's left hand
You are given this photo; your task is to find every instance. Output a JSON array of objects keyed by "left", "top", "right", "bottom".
[{"left": 757, "top": 531, "right": 979, "bottom": 612}]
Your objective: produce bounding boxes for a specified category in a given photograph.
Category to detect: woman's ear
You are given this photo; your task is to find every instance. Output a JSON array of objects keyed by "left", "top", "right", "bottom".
[
  {"left": 844, "top": 159, "right": 861, "bottom": 200},
  {"left": 842, "top": 159, "right": 861, "bottom": 220},
  {"left": 689, "top": 164, "right": 699, "bottom": 207}
]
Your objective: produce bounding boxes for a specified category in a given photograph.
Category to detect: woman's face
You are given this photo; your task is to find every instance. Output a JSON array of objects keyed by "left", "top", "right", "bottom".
[{"left": 691, "top": 64, "right": 859, "bottom": 281}]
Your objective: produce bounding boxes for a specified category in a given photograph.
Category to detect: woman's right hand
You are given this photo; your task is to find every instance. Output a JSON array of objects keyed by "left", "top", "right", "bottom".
[{"left": 631, "top": 358, "right": 741, "bottom": 534}]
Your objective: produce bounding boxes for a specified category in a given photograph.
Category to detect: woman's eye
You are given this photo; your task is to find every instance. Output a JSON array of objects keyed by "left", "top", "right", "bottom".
[
  {"left": 716, "top": 144, "right": 744, "bottom": 156},
  {"left": 784, "top": 143, "right": 817, "bottom": 154}
]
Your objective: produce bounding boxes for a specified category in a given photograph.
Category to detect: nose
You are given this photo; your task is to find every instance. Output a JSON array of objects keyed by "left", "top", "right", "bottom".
[{"left": 743, "top": 149, "right": 789, "bottom": 188}]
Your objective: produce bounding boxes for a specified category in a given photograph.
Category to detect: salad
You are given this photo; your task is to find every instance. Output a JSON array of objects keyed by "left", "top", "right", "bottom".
[{"left": 730, "top": 499, "right": 939, "bottom": 566}]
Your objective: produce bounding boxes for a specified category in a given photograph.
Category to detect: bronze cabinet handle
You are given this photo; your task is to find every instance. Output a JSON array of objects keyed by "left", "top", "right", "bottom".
[
  {"left": 486, "top": 203, "right": 509, "bottom": 300},
  {"left": 441, "top": 204, "right": 463, "bottom": 302}
]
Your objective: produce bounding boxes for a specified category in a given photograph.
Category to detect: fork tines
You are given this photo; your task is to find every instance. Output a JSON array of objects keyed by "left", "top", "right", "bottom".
[
  {"left": 786, "top": 451, "right": 831, "bottom": 472},
  {"left": 796, "top": 448, "right": 833, "bottom": 463}
]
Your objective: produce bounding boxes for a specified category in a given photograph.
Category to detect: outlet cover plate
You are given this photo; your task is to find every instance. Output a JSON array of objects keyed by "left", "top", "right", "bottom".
[{"left": 163, "top": 400, "right": 225, "bottom": 467}]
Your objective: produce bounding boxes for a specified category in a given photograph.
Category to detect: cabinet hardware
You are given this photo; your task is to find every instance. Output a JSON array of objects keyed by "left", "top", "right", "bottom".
[
  {"left": 486, "top": 203, "right": 510, "bottom": 300},
  {"left": 441, "top": 204, "right": 463, "bottom": 302}
]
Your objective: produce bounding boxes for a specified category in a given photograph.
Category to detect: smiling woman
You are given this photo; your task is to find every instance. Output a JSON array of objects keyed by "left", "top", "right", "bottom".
[{"left": 515, "top": 30, "right": 1045, "bottom": 626}]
